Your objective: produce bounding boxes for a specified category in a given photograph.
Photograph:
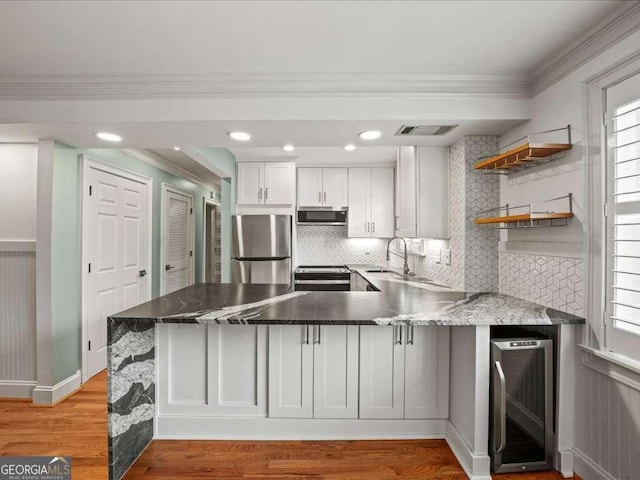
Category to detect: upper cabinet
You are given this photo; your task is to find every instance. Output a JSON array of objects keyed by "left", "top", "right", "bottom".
[
  {"left": 348, "top": 167, "right": 394, "bottom": 238},
  {"left": 297, "top": 167, "right": 348, "bottom": 208},
  {"left": 395, "top": 147, "right": 449, "bottom": 239},
  {"left": 237, "top": 162, "right": 295, "bottom": 206}
]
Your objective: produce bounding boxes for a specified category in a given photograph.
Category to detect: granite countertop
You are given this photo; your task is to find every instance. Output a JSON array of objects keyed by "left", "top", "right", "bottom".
[{"left": 110, "top": 266, "right": 585, "bottom": 326}]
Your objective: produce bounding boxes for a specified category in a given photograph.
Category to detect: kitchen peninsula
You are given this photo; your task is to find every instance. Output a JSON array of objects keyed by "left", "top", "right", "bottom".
[{"left": 107, "top": 269, "right": 584, "bottom": 480}]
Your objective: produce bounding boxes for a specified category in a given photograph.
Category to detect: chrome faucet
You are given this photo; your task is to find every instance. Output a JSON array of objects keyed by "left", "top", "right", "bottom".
[{"left": 386, "top": 237, "right": 413, "bottom": 278}]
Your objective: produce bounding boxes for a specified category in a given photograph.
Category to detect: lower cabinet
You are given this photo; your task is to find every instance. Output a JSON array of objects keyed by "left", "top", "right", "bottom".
[
  {"left": 359, "top": 325, "right": 450, "bottom": 419},
  {"left": 268, "top": 325, "right": 359, "bottom": 419},
  {"left": 157, "top": 324, "right": 267, "bottom": 416}
]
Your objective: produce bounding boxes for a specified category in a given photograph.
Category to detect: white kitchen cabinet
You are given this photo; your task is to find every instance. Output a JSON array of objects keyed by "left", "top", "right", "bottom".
[
  {"left": 269, "top": 325, "right": 359, "bottom": 419},
  {"left": 359, "top": 325, "right": 405, "bottom": 419},
  {"left": 359, "top": 325, "right": 449, "bottom": 420},
  {"left": 237, "top": 162, "right": 295, "bottom": 205},
  {"left": 297, "top": 167, "right": 348, "bottom": 208},
  {"left": 404, "top": 326, "right": 450, "bottom": 419},
  {"left": 395, "top": 147, "right": 449, "bottom": 239},
  {"left": 313, "top": 325, "right": 359, "bottom": 419},
  {"left": 348, "top": 168, "right": 394, "bottom": 238},
  {"left": 268, "top": 325, "right": 314, "bottom": 418},
  {"left": 157, "top": 324, "right": 267, "bottom": 417}
]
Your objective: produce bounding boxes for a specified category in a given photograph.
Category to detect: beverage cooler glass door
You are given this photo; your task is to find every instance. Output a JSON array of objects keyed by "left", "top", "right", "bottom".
[{"left": 490, "top": 339, "right": 554, "bottom": 474}]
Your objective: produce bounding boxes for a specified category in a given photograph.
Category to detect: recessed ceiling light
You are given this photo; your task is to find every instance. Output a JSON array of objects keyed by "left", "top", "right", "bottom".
[
  {"left": 358, "top": 130, "right": 382, "bottom": 140},
  {"left": 283, "top": 144, "right": 295, "bottom": 152},
  {"left": 95, "top": 132, "right": 122, "bottom": 142},
  {"left": 344, "top": 144, "right": 357, "bottom": 151},
  {"left": 173, "top": 146, "right": 180, "bottom": 151},
  {"left": 228, "top": 131, "right": 252, "bottom": 142}
]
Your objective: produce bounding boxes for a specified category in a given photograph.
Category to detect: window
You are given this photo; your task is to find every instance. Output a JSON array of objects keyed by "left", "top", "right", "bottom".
[{"left": 606, "top": 72, "right": 640, "bottom": 358}]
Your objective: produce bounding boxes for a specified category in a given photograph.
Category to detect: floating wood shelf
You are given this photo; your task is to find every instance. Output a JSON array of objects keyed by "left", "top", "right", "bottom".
[
  {"left": 474, "top": 143, "right": 573, "bottom": 171},
  {"left": 474, "top": 212, "right": 574, "bottom": 225}
]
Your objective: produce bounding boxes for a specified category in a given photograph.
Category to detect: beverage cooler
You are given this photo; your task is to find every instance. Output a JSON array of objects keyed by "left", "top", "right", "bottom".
[{"left": 490, "top": 336, "right": 554, "bottom": 473}]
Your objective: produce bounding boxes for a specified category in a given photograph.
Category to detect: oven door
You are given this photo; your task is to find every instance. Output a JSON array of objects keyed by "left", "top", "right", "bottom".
[{"left": 294, "top": 279, "right": 351, "bottom": 291}]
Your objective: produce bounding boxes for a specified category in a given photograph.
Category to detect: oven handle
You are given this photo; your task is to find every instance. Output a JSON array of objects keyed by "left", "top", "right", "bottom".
[
  {"left": 294, "top": 280, "right": 351, "bottom": 284},
  {"left": 494, "top": 360, "right": 507, "bottom": 454}
]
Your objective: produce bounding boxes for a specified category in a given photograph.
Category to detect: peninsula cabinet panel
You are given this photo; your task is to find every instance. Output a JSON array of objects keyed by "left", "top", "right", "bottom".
[
  {"left": 359, "top": 325, "right": 405, "bottom": 419},
  {"left": 313, "top": 325, "right": 359, "bottom": 419},
  {"left": 404, "top": 326, "right": 450, "bottom": 419},
  {"left": 268, "top": 325, "right": 314, "bottom": 418},
  {"left": 157, "top": 324, "right": 267, "bottom": 416}
]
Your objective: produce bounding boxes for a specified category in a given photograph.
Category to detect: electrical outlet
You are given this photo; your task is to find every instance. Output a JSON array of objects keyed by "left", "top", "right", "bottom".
[
  {"left": 443, "top": 249, "right": 451, "bottom": 265},
  {"left": 436, "top": 249, "right": 442, "bottom": 264}
]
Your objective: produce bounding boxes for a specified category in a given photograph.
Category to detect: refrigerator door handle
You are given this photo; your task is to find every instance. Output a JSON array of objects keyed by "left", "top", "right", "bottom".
[{"left": 494, "top": 360, "right": 507, "bottom": 454}]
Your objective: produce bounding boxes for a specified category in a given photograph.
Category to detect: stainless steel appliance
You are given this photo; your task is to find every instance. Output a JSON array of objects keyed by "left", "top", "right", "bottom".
[
  {"left": 231, "top": 215, "right": 292, "bottom": 285},
  {"left": 297, "top": 207, "right": 347, "bottom": 225},
  {"left": 294, "top": 266, "right": 351, "bottom": 291},
  {"left": 490, "top": 336, "right": 554, "bottom": 474}
]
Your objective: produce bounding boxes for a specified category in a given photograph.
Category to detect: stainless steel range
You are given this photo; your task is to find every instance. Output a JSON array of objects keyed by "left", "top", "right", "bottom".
[{"left": 294, "top": 265, "right": 351, "bottom": 291}]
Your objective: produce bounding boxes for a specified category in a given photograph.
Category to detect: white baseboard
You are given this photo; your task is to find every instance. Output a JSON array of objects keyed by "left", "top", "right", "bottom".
[
  {"left": 557, "top": 448, "right": 574, "bottom": 478},
  {"left": 0, "top": 379, "right": 37, "bottom": 398},
  {"left": 445, "top": 420, "right": 491, "bottom": 480},
  {"left": 574, "top": 448, "right": 617, "bottom": 480},
  {"left": 32, "top": 370, "right": 81, "bottom": 405},
  {"left": 156, "top": 416, "right": 446, "bottom": 440}
]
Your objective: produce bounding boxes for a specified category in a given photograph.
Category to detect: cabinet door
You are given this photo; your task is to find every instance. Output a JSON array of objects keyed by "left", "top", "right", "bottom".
[
  {"left": 237, "top": 163, "right": 264, "bottom": 205},
  {"left": 417, "top": 148, "right": 450, "bottom": 239},
  {"left": 359, "top": 325, "right": 405, "bottom": 419},
  {"left": 370, "top": 168, "right": 395, "bottom": 238},
  {"left": 264, "top": 162, "right": 295, "bottom": 205},
  {"left": 404, "top": 326, "right": 450, "bottom": 419},
  {"left": 347, "top": 168, "right": 371, "bottom": 238},
  {"left": 395, "top": 147, "right": 417, "bottom": 237},
  {"left": 313, "top": 326, "right": 359, "bottom": 419},
  {"left": 297, "top": 168, "right": 323, "bottom": 207},
  {"left": 268, "top": 325, "right": 313, "bottom": 418},
  {"left": 322, "top": 168, "right": 348, "bottom": 207},
  {"left": 208, "top": 325, "right": 267, "bottom": 416}
]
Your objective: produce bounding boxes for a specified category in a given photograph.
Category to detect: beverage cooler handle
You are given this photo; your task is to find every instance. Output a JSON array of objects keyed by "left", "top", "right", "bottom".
[{"left": 494, "top": 360, "right": 507, "bottom": 454}]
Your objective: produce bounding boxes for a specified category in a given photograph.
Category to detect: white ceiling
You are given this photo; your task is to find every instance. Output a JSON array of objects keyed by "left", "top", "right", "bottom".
[{"left": 0, "top": 1, "right": 622, "bottom": 77}]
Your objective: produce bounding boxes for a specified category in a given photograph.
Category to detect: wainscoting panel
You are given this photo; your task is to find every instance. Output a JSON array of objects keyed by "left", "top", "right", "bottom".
[{"left": 0, "top": 251, "right": 37, "bottom": 389}]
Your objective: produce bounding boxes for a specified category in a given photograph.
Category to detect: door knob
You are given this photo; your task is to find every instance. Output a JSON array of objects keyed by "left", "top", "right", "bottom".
[
  {"left": 139, "top": 269, "right": 147, "bottom": 277},
  {"left": 165, "top": 265, "right": 175, "bottom": 271}
]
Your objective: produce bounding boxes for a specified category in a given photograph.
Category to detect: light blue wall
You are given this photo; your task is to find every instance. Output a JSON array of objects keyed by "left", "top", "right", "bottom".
[{"left": 48, "top": 145, "right": 236, "bottom": 383}]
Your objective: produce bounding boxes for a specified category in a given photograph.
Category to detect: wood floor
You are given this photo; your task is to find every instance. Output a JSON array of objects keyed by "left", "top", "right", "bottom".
[{"left": 0, "top": 372, "right": 576, "bottom": 480}]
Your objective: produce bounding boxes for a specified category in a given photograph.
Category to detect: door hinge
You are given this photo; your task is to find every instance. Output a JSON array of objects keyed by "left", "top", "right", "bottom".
[
  {"left": 604, "top": 202, "right": 609, "bottom": 217},
  {"left": 603, "top": 111, "right": 608, "bottom": 127},
  {"left": 88, "top": 340, "right": 91, "bottom": 351},
  {"left": 88, "top": 263, "right": 91, "bottom": 273},
  {"left": 89, "top": 185, "right": 93, "bottom": 196},
  {"left": 190, "top": 208, "right": 193, "bottom": 214},
  {"left": 603, "top": 311, "right": 607, "bottom": 326},
  {"left": 190, "top": 250, "right": 193, "bottom": 257}
]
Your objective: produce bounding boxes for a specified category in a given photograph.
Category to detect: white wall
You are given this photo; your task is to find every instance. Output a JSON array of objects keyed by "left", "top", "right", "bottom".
[
  {"left": 0, "top": 143, "right": 38, "bottom": 397},
  {"left": 0, "top": 144, "right": 37, "bottom": 242},
  {"left": 498, "top": 27, "right": 640, "bottom": 480}
]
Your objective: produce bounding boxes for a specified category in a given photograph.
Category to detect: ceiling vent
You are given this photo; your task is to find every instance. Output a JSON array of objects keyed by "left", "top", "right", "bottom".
[{"left": 395, "top": 125, "right": 458, "bottom": 136}]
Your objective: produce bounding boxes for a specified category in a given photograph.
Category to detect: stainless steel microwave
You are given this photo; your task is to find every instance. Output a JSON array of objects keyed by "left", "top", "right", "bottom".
[{"left": 296, "top": 207, "right": 348, "bottom": 225}]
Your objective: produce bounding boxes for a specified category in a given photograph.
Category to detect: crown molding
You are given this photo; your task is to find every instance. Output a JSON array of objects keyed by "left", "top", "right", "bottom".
[
  {"left": 119, "top": 148, "right": 220, "bottom": 192},
  {"left": 530, "top": 1, "right": 640, "bottom": 96},
  {"left": 0, "top": 73, "right": 531, "bottom": 101}
]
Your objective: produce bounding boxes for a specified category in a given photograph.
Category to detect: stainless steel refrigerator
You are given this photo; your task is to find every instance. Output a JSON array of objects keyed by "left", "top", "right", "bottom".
[{"left": 231, "top": 214, "right": 292, "bottom": 285}]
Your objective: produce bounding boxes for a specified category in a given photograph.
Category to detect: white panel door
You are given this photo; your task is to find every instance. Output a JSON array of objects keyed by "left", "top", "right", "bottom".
[
  {"left": 208, "top": 325, "right": 267, "bottom": 416},
  {"left": 163, "top": 188, "right": 193, "bottom": 294},
  {"left": 370, "top": 168, "right": 395, "bottom": 238},
  {"left": 85, "top": 165, "right": 150, "bottom": 378},
  {"left": 396, "top": 147, "right": 417, "bottom": 237},
  {"left": 404, "top": 326, "right": 450, "bottom": 419},
  {"left": 313, "top": 325, "right": 359, "bottom": 419},
  {"left": 347, "top": 168, "right": 371, "bottom": 238},
  {"left": 359, "top": 325, "right": 405, "bottom": 419},
  {"left": 297, "top": 168, "right": 323, "bottom": 207},
  {"left": 264, "top": 162, "right": 294, "bottom": 205},
  {"left": 268, "top": 325, "right": 313, "bottom": 418},
  {"left": 322, "top": 168, "right": 348, "bottom": 207},
  {"left": 237, "top": 163, "right": 264, "bottom": 205}
]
